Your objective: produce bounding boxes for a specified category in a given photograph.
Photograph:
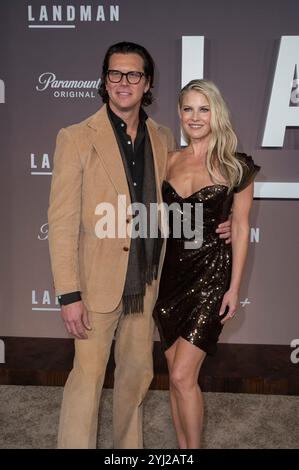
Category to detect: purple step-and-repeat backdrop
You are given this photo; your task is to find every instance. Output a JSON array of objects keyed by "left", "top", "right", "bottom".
[{"left": 0, "top": 0, "right": 298, "bottom": 347}]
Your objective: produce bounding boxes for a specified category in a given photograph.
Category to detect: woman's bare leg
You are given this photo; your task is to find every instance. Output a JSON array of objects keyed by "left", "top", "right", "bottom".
[
  {"left": 165, "top": 339, "right": 187, "bottom": 448},
  {"left": 166, "top": 337, "right": 206, "bottom": 448}
]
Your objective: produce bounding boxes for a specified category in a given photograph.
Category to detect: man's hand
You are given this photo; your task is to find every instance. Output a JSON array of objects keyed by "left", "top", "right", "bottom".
[
  {"left": 61, "top": 301, "right": 91, "bottom": 339},
  {"left": 216, "top": 214, "right": 232, "bottom": 244}
]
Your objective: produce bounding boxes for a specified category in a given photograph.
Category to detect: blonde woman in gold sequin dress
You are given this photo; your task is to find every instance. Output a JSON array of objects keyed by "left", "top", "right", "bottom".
[{"left": 153, "top": 79, "right": 260, "bottom": 449}]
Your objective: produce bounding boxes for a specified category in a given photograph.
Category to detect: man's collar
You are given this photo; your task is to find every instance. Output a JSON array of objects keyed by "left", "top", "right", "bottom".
[{"left": 107, "top": 103, "right": 148, "bottom": 131}]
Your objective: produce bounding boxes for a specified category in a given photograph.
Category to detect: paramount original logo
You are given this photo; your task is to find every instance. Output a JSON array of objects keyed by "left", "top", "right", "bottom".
[
  {"left": 27, "top": 4, "right": 119, "bottom": 28},
  {"left": 36, "top": 72, "right": 101, "bottom": 98}
]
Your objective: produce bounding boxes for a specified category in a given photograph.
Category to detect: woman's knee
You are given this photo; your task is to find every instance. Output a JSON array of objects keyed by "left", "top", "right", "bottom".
[{"left": 169, "top": 366, "right": 197, "bottom": 394}]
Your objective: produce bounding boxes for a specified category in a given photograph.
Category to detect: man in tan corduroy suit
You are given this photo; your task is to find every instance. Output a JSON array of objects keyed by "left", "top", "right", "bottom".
[{"left": 48, "top": 42, "right": 176, "bottom": 449}]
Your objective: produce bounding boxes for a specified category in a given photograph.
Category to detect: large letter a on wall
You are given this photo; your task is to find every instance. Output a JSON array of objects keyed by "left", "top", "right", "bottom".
[{"left": 262, "top": 36, "right": 299, "bottom": 147}]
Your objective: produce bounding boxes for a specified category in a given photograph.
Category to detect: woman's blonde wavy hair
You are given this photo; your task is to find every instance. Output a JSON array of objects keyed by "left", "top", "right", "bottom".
[{"left": 179, "top": 79, "right": 243, "bottom": 191}]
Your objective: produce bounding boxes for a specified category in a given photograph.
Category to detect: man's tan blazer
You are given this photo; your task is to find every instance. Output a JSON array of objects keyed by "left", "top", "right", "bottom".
[{"left": 48, "top": 105, "right": 176, "bottom": 313}]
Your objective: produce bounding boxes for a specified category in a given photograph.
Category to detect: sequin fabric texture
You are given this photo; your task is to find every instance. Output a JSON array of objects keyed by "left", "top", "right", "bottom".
[{"left": 153, "top": 154, "right": 260, "bottom": 355}]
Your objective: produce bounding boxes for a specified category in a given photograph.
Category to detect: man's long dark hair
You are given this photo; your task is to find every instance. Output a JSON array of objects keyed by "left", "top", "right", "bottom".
[{"left": 98, "top": 41, "right": 155, "bottom": 106}]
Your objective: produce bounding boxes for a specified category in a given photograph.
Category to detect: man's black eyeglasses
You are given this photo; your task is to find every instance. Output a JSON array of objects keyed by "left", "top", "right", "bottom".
[{"left": 107, "top": 70, "right": 145, "bottom": 84}]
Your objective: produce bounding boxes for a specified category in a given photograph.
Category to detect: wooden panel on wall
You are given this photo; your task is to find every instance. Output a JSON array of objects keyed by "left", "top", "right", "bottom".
[{"left": 0, "top": 337, "right": 298, "bottom": 395}]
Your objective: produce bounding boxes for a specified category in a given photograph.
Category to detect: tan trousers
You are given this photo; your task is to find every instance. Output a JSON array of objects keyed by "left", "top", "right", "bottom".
[{"left": 57, "top": 281, "right": 157, "bottom": 449}]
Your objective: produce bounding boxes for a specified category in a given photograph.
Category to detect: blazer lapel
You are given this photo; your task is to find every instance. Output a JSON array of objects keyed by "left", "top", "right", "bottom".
[
  {"left": 88, "top": 105, "right": 131, "bottom": 202},
  {"left": 87, "top": 107, "right": 167, "bottom": 206},
  {"left": 146, "top": 118, "right": 167, "bottom": 204}
]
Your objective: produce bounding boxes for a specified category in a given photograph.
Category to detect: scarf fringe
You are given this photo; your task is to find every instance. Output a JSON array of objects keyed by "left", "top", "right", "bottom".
[
  {"left": 123, "top": 293, "right": 145, "bottom": 315},
  {"left": 145, "top": 264, "right": 159, "bottom": 284},
  {"left": 123, "top": 264, "right": 159, "bottom": 315}
]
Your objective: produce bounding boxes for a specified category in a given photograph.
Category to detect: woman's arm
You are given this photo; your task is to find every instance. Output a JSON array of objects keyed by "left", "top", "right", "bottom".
[{"left": 219, "top": 182, "right": 254, "bottom": 323}]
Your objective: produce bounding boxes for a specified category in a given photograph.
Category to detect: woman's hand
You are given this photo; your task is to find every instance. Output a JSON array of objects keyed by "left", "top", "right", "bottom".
[
  {"left": 219, "top": 288, "right": 239, "bottom": 324},
  {"left": 216, "top": 214, "right": 232, "bottom": 244}
]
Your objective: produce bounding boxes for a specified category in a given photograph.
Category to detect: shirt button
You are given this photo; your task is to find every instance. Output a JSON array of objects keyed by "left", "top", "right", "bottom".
[
  {"left": 123, "top": 246, "right": 129, "bottom": 252},
  {"left": 132, "top": 161, "right": 135, "bottom": 165},
  {"left": 121, "top": 123, "right": 125, "bottom": 127},
  {"left": 133, "top": 182, "right": 137, "bottom": 186},
  {"left": 127, "top": 141, "right": 131, "bottom": 144}
]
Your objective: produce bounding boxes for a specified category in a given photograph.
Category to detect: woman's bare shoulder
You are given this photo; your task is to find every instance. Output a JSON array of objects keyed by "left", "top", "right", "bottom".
[
  {"left": 166, "top": 149, "right": 185, "bottom": 174},
  {"left": 167, "top": 148, "right": 184, "bottom": 160},
  {"left": 167, "top": 149, "right": 180, "bottom": 167}
]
